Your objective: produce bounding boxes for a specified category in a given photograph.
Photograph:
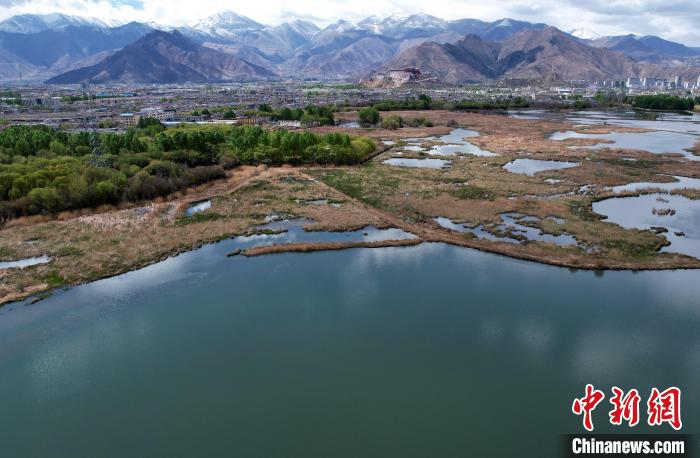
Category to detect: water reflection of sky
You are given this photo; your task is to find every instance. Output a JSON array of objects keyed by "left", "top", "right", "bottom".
[
  {"left": 397, "top": 128, "right": 498, "bottom": 157},
  {"left": 509, "top": 109, "right": 700, "bottom": 135},
  {"left": 503, "top": 159, "right": 579, "bottom": 176},
  {"left": 594, "top": 193, "right": 700, "bottom": 259},
  {"left": 550, "top": 129, "right": 699, "bottom": 160},
  {"left": 1, "top": 240, "right": 699, "bottom": 455},
  {"left": 383, "top": 158, "right": 450, "bottom": 169},
  {"left": 0, "top": 255, "right": 51, "bottom": 270}
]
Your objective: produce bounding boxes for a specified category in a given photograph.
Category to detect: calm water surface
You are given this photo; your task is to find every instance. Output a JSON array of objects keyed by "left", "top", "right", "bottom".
[
  {"left": 0, "top": 255, "right": 51, "bottom": 270},
  {"left": 611, "top": 175, "right": 700, "bottom": 193},
  {"left": 503, "top": 159, "right": 580, "bottom": 176},
  {"left": 594, "top": 194, "right": 700, "bottom": 259},
  {"left": 383, "top": 158, "right": 450, "bottom": 169},
  {"left": 549, "top": 130, "right": 699, "bottom": 160},
  {"left": 509, "top": 109, "right": 700, "bottom": 135},
  {"left": 184, "top": 200, "right": 212, "bottom": 216},
  {"left": 423, "top": 128, "right": 498, "bottom": 157},
  {"left": 435, "top": 214, "right": 577, "bottom": 247},
  {"left": 0, "top": 237, "right": 699, "bottom": 457}
]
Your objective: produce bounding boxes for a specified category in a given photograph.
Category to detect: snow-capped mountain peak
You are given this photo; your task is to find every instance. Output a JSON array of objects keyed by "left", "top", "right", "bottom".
[
  {"left": 0, "top": 13, "right": 116, "bottom": 33},
  {"left": 357, "top": 15, "right": 383, "bottom": 33},
  {"left": 283, "top": 19, "right": 320, "bottom": 38},
  {"left": 569, "top": 27, "right": 601, "bottom": 40},
  {"left": 325, "top": 19, "right": 360, "bottom": 32},
  {"left": 192, "top": 11, "right": 264, "bottom": 34},
  {"left": 494, "top": 18, "right": 513, "bottom": 28}
]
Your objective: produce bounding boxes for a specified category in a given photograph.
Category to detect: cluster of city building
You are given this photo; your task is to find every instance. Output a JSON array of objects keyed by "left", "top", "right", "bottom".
[
  {"left": 0, "top": 78, "right": 697, "bottom": 132},
  {"left": 583, "top": 75, "right": 700, "bottom": 91}
]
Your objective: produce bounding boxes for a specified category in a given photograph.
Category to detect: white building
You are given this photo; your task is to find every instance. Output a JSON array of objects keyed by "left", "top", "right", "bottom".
[{"left": 626, "top": 77, "right": 642, "bottom": 89}]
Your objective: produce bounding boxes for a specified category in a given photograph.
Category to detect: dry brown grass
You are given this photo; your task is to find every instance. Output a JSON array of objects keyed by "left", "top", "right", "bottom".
[
  {"left": 241, "top": 238, "right": 422, "bottom": 256},
  {"left": 0, "top": 167, "right": 383, "bottom": 305},
  {"left": 3, "top": 110, "right": 699, "bottom": 305}
]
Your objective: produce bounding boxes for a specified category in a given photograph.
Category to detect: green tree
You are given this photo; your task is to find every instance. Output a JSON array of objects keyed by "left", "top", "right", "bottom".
[
  {"left": 49, "top": 140, "right": 67, "bottom": 156},
  {"left": 358, "top": 107, "right": 380, "bottom": 127},
  {"left": 381, "top": 115, "right": 403, "bottom": 130}
]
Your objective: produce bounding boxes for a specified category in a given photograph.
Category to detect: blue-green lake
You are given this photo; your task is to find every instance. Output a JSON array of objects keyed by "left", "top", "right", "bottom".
[{"left": 0, "top": 235, "right": 698, "bottom": 457}]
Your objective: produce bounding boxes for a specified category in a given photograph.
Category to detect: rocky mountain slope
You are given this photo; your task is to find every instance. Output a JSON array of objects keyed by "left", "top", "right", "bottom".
[
  {"left": 386, "top": 27, "right": 695, "bottom": 83},
  {"left": 0, "top": 11, "right": 698, "bottom": 83},
  {"left": 46, "top": 30, "right": 277, "bottom": 84}
]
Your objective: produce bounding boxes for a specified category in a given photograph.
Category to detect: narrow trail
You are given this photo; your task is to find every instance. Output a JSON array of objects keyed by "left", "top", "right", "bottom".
[
  {"left": 297, "top": 170, "right": 700, "bottom": 270},
  {"left": 298, "top": 170, "right": 474, "bottom": 246}
]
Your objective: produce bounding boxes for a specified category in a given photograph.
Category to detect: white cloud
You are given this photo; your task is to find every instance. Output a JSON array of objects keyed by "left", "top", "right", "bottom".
[{"left": 0, "top": 0, "right": 699, "bottom": 45}]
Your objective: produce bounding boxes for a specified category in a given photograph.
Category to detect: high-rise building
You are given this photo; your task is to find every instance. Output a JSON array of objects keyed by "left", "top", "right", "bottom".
[{"left": 627, "top": 77, "right": 642, "bottom": 88}]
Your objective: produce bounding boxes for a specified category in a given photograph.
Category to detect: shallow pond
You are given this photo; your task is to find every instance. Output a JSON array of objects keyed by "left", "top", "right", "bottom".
[
  {"left": 567, "top": 111, "right": 700, "bottom": 135},
  {"left": 611, "top": 175, "right": 700, "bottom": 193},
  {"left": 435, "top": 214, "right": 577, "bottom": 247},
  {"left": 383, "top": 158, "right": 450, "bottom": 169},
  {"left": 549, "top": 130, "right": 699, "bottom": 161},
  {"left": 240, "top": 219, "right": 416, "bottom": 249},
  {"left": 398, "top": 129, "right": 497, "bottom": 157},
  {"left": 503, "top": 159, "right": 579, "bottom": 176},
  {"left": 185, "top": 200, "right": 212, "bottom": 216},
  {"left": 423, "top": 128, "right": 498, "bottom": 157},
  {"left": 593, "top": 193, "right": 700, "bottom": 259},
  {"left": 1, "top": 238, "right": 699, "bottom": 457},
  {"left": 0, "top": 255, "right": 51, "bottom": 270},
  {"left": 510, "top": 109, "right": 700, "bottom": 135}
]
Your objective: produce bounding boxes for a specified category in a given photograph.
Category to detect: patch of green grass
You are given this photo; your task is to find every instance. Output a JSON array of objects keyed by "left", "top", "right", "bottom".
[
  {"left": 43, "top": 271, "right": 68, "bottom": 288},
  {"left": 603, "top": 158, "right": 656, "bottom": 168},
  {"left": 280, "top": 176, "right": 309, "bottom": 185},
  {"left": 318, "top": 170, "right": 365, "bottom": 200},
  {"left": 254, "top": 229, "right": 285, "bottom": 235},
  {"left": 177, "top": 212, "right": 226, "bottom": 225},
  {"left": 602, "top": 238, "right": 664, "bottom": 259},
  {"left": 375, "top": 173, "right": 400, "bottom": 191},
  {"left": 451, "top": 185, "right": 495, "bottom": 200},
  {"left": 239, "top": 180, "right": 277, "bottom": 194},
  {"left": 569, "top": 200, "right": 601, "bottom": 222},
  {"left": 55, "top": 246, "right": 84, "bottom": 257},
  {"left": 0, "top": 246, "right": 17, "bottom": 259}
]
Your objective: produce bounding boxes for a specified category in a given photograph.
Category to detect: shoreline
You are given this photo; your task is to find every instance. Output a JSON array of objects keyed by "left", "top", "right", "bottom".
[
  {"left": 3, "top": 109, "right": 700, "bottom": 306},
  {"left": 4, "top": 221, "right": 699, "bottom": 307}
]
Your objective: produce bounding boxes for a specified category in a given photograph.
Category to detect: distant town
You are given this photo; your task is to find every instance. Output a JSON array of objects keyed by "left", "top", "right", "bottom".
[{"left": 2, "top": 76, "right": 699, "bottom": 132}]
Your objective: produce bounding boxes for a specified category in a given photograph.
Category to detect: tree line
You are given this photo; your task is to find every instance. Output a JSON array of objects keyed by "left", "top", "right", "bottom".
[
  {"left": 0, "top": 123, "right": 375, "bottom": 222},
  {"left": 364, "top": 95, "right": 533, "bottom": 112},
  {"left": 631, "top": 95, "right": 699, "bottom": 111},
  {"left": 254, "top": 104, "right": 336, "bottom": 126}
]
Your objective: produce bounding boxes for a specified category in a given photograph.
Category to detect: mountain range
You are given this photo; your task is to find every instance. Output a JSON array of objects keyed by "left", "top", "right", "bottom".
[
  {"left": 0, "top": 11, "right": 699, "bottom": 84},
  {"left": 387, "top": 28, "right": 647, "bottom": 83},
  {"left": 45, "top": 30, "right": 276, "bottom": 84}
]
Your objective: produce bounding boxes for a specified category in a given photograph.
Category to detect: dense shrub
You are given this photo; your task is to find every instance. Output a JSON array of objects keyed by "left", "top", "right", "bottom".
[
  {"left": 0, "top": 124, "right": 375, "bottom": 221},
  {"left": 358, "top": 107, "right": 381, "bottom": 127},
  {"left": 632, "top": 95, "right": 696, "bottom": 111},
  {"left": 381, "top": 115, "right": 404, "bottom": 130}
]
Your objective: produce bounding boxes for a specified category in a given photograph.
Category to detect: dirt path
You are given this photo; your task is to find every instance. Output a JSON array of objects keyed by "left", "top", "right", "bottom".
[{"left": 299, "top": 171, "right": 700, "bottom": 270}]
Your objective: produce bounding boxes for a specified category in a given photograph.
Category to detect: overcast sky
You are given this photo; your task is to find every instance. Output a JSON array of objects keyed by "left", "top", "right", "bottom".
[{"left": 1, "top": 0, "right": 699, "bottom": 46}]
